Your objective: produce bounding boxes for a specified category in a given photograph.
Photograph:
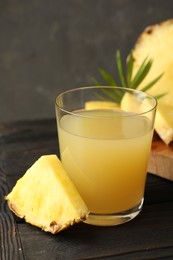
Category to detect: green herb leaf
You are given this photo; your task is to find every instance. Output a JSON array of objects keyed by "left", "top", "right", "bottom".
[
  {"left": 91, "top": 77, "right": 102, "bottom": 86},
  {"left": 92, "top": 49, "right": 165, "bottom": 103},
  {"left": 99, "top": 88, "right": 121, "bottom": 102},
  {"left": 98, "top": 68, "right": 118, "bottom": 86},
  {"left": 141, "top": 73, "right": 164, "bottom": 92},
  {"left": 154, "top": 92, "right": 167, "bottom": 100},
  {"left": 116, "top": 50, "right": 127, "bottom": 88},
  {"left": 130, "top": 57, "right": 152, "bottom": 88},
  {"left": 126, "top": 51, "right": 134, "bottom": 86}
]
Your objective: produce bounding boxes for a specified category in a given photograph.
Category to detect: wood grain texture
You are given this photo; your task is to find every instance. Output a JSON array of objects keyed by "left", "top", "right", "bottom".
[
  {"left": 0, "top": 119, "right": 173, "bottom": 259},
  {"left": 0, "top": 172, "right": 23, "bottom": 260},
  {"left": 148, "top": 133, "right": 173, "bottom": 181},
  {"left": 18, "top": 203, "right": 173, "bottom": 260}
]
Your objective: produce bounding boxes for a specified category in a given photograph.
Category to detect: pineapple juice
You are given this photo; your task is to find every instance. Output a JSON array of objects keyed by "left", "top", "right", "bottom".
[{"left": 58, "top": 109, "right": 153, "bottom": 214}]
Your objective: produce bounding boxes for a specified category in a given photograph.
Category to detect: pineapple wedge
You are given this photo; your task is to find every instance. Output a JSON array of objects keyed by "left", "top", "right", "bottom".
[
  {"left": 120, "top": 92, "right": 141, "bottom": 113},
  {"left": 132, "top": 19, "right": 173, "bottom": 144},
  {"left": 5, "top": 155, "right": 89, "bottom": 234},
  {"left": 154, "top": 104, "right": 173, "bottom": 145},
  {"left": 121, "top": 93, "right": 173, "bottom": 145}
]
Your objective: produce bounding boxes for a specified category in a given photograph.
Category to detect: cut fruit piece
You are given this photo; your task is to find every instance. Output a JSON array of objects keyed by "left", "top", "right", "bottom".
[
  {"left": 154, "top": 104, "right": 173, "bottom": 145},
  {"left": 5, "top": 155, "right": 89, "bottom": 234},
  {"left": 120, "top": 93, "right": 141, "bottom": 113},
  {"left": 140, "top": 99, "right": 173, "bottom": 145},
  {"left": 121, "top": 93, "right": 173, "bottom": 145},
  {"left": 85, "top": 101, "right": 120, "bottom": 110}
]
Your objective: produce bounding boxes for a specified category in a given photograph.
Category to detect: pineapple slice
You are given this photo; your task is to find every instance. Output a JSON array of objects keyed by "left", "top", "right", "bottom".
[
  {"left": 132, "top": 19, "right": 173, "bottom": 144},
  {"left": 5, "top": 155, "right": 89, "bottom": 234},
  {"left": 85, "top": 100, "right": 120, "bottom": 110}
]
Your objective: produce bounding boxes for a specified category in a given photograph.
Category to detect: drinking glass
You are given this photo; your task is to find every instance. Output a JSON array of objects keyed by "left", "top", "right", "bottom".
[{"left": 55, "top": 86, "right": 157, "bottom": 226}]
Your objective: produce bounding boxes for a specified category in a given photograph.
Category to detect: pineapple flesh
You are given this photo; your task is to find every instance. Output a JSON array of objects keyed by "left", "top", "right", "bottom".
[
  {"left": 5, "top": 155, "right": 89, "bottom": 234},
  {"left": 85, "top": 100, "right": 120, "bottom": 110},
  {"left": 154, "top": 104, "right": 173, "bottom": 145},
  {"left": 132, "top": 19, "right": 173, "bottom": 144},
  {"left": 121, "top": 92, "right": 173, "bottom": 145}
]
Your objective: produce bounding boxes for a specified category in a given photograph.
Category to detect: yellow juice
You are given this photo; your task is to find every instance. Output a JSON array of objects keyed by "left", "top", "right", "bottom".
[{"left": 58, "top": 109, "right": 153, "bottom": 214}]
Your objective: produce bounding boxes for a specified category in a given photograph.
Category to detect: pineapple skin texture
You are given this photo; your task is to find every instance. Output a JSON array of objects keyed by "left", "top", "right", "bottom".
[
  {"left": 132, "top": 19, "right": 173, "bottom": 144},
  {"left": 5, "top": 155, "right": 89, "bottom": 234}
]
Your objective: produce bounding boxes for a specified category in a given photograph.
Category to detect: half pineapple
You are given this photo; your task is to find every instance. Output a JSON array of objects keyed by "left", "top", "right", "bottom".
[
  {"left": 133, "top": 19, "right": 173, "bottom": 144},
  {"left": 5, "top": 155, "right": 89, "bottom": 234}
]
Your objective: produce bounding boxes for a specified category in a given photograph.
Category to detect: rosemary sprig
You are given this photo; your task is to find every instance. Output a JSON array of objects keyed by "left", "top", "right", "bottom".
[{"left": 92, "top": 50, "right": 165, "bottom": 104}]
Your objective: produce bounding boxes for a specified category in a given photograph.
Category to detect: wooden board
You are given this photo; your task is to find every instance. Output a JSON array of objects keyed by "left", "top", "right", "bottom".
[{"left": 148, "top": 133, "right": 173, "bottom": 181}]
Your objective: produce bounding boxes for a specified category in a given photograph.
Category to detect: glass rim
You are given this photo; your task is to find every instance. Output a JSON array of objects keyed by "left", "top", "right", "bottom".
[{"left": 55, "top": 86, "right": 157, "bottom": 118}]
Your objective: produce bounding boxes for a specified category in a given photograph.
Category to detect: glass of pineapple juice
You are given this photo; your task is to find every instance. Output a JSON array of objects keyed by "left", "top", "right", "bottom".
[{"left": 55, "top": 86, "right": 157, "bottom": 226}]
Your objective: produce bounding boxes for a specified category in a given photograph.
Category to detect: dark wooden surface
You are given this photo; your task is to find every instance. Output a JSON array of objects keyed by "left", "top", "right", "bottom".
[{"left": 0, "top": 119, "right": 173, "bottom": 260}]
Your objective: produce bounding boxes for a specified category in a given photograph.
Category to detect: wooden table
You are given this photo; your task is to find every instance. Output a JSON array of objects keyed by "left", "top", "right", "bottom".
[{"left": 0, "top": 119, "right": 173, "bottom": 260}]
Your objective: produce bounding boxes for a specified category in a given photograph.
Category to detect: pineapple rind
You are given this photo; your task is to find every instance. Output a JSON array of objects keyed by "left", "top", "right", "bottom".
[{"left": 5, "top": 155, "right": 89, "bottom": 234}]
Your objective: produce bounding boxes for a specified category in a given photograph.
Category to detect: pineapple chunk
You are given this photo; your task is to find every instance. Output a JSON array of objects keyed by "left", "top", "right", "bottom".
[
  {"left": 154, "top": 104, "right": 173, "bottom": 145},
  {"left": 121, "top": 93, "right": 173, "bottom": 145},
  {"left": 85, "top": 100, "right": 120, "bottom": 110},
  {"left": 132, "top": 19, "right": 173, "bottom": 144},
  {"left": 120, "top": 92, "right": 141, "bottom": 113},
  {"left": 5, "top": 155, "right": 89, "bottom": 234}
]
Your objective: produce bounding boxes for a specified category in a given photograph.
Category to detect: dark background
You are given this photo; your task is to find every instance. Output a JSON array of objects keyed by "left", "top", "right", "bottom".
[{"left": 0, "top": 0, "right": 172, "bottom": 122}]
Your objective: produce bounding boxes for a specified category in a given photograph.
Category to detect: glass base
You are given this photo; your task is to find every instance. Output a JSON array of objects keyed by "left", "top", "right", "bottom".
[{"left": 84, "top": 198, "right": 144, "bottom": 226}]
